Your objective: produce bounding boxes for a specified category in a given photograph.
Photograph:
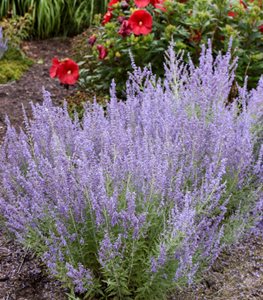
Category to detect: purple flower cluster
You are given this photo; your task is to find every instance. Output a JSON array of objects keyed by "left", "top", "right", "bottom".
[
  {"left": 0, "top": 27, "right": 8, "bottom": 59},
  {"left": 66, "top": 263, "right": 93, "bottom": 293},
  {"left": 0, "top": 42, "right": 262, "bottom": 298}
]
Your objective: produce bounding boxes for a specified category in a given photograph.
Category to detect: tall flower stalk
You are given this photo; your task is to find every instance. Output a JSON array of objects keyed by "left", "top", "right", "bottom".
[{"left": 0, "top": 26, "right": 8, "bottom": 59}]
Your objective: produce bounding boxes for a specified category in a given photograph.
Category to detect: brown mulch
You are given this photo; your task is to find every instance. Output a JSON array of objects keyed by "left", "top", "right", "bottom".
[
  {"left": 0, "top": 37, "right": 262, "bottom": 300},
  {"left": 0, "top": 229, "right": 67, "bottom": 300}
]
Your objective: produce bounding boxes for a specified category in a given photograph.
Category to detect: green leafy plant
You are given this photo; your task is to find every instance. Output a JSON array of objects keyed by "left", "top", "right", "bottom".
[
  {"left": 81, "top": 0, "right": 263, "bottom": 94},
  {"left": 0, "top": 12, "right": 33, "bottom": 46}
]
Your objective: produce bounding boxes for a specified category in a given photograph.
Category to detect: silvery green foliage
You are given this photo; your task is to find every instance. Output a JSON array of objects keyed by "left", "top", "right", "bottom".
[
  {"left": 0, "top": 27, "right": 8, "bottom": 59},
  {"left": 0, "top": 43, "right": 262, "bottom": 299}
]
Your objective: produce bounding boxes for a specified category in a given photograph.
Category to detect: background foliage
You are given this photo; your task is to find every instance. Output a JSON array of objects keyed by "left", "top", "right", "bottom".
[
  {"left": 0, "top": 12, "right": 33, "bottom": 84},
  {"left": 0, "top": 0, "right": 108, "bottom": 38},
  {"left": 0, "top": 12, "right": 33, "bottom": 46},
  {"left": 80, "top": 0, "right": 263, "bottom": 95}
]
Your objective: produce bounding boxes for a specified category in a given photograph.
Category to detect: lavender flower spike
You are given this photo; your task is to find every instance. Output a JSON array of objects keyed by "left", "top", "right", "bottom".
[{"left": 0, "top": 27, "right": 8, "bottom": 59}]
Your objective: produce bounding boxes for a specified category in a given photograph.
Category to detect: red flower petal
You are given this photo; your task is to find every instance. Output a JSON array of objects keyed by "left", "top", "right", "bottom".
[
  {"left": 118, "top": 20, "right": 132, "bottom": 37},
  {"left": 151, "top": 0, "right": 166, "bottom": 11},
  {"left": 102, "top": 11, "right": 113, "bottom": 25},
  {"left": 228, "top": 11, "right": 236, "bottom": 17},
  {"left": 88, "top": 35, "right": 97, "bottom": 46},
  {"left": 50, "top": 65, "right": 58, "bottom": 78},
  {"left": 52, "top": 57, "right": 60, "bottom": 66},
  {"left": 49, "top": 57, "right": 61, "bottom": 78},
  {"left": 108, "top": 0, "right": 119, "bottom": 8},
  {"left": 135, "top": 0, "right": 151, "bottom": 8},
  {"left": 97, "top": 45, "right": 108, "bottom": 60}
]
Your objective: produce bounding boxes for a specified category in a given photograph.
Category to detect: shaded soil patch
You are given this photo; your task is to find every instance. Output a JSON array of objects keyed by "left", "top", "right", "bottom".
[{"left": 0, "top": 229, "right": 67, "bottom": 300}]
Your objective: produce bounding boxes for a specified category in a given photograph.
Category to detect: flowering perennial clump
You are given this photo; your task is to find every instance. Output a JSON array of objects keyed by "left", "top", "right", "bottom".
[
  {"left": 0, "top": 26, "right": 8, "bottom": 59},
  {"left": 0, "top": 43, "right": 262, "bottom": 299}
]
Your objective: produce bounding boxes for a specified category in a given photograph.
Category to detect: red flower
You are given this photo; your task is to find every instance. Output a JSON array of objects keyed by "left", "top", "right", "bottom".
[
  {"left": 102, "top": 11, "right": 113, "bottom": 25},
  {"left": 135, "top": 0, "right": 150, "bottom": 7},
  {"left": 118, "top": 20, "right": 132, "bottom": 37},
  {"left": 108, "top": 0, "right": 120, "bottom": 9},
  {"left": 49, "top": 57, "right": 61, "bottom": 78},
  {"left": 88, "top": 34, "right": 97, "bottom": 46},
  {"left": 97, "top": 45, "right": 108, "bottom": 60},
  {"left": 151, "top": 0, "right": 166, "bottom": 11},
  {"left": 128, "top": 10, "right": 153, "bottom": 35},
  {"left": 258, "top": 24, "right": 263, "bottom": 33},
  {"left": 228, "top": 11, "right": 236, "bottom": 17},
  {"left": 57, "top": 59, "right": 79, "bottom": 85}
]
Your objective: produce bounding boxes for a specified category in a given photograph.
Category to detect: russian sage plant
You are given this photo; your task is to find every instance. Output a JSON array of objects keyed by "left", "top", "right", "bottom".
[
  {"left": 0, "top": 26, "right": 8, "bottom": 59},
  {"left": 0, "top": 43, "right": 262, "bottom": 299}
]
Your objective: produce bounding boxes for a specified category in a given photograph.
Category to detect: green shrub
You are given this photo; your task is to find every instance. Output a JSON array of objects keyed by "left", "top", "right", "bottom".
[
  {"left": 81, "top": 0, "right": 263, "bottom": 95},
  {"left": 0, "top": 12, "right": 33, "bottom": 46}
]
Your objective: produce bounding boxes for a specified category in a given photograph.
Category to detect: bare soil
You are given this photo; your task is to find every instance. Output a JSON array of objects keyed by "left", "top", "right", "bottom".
[
  {"left": 0, "top": 38, "right": 77, "bottom": 141},
  {"left": 0, "top": 37, "right": 262, "bottom": 300},
  {"left": 0, "top": 229, "right": 67, "bottom": 300}
]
